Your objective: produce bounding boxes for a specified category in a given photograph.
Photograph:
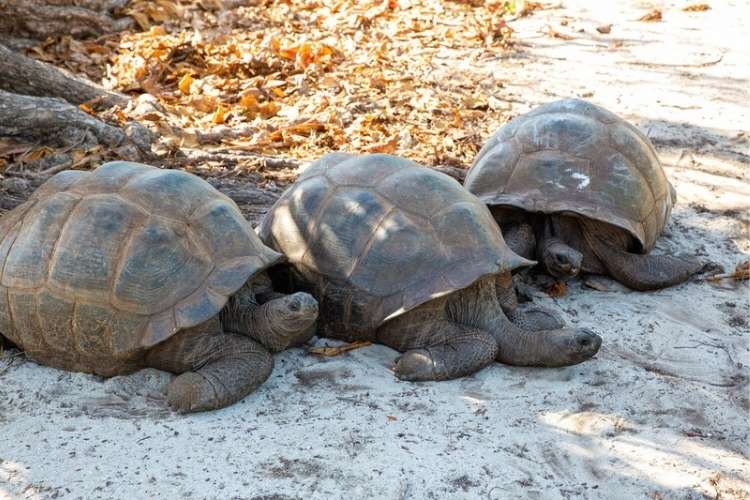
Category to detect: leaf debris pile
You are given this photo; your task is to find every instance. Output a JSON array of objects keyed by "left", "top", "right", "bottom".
[{"left": 5, "top": 0, "right": 523, "bottom": 184}]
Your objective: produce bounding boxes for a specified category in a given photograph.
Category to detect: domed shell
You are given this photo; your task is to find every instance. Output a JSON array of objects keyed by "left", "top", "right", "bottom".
[
  {"left": 259, "top": 153, "right": 531, "bottom": 336},
  {"left": 464, "top": 99, "right": 674, "bottom": 251},
  {"left": 0, "top": 162, "right": 282, "bottom": 360}
]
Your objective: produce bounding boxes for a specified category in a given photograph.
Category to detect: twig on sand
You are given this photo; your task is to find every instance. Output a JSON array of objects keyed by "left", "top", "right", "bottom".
[
  {"left": 699, "top": 260, "right": 750, "bottom": 282},
  {"left": 626, "top": 54, "right": 724, "bottom": 68},
  {"left": 308, "top": 341, "right": 372, "bottom": 357}
]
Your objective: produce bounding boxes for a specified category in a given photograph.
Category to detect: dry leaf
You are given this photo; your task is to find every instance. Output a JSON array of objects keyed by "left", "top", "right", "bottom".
[
  {"left": 259, "top": 101, "right": 280, "bottom": 119},
  {"left": 309, "top": 341, "right": 372, "bottom": 357},
  {"left": 21, "top": 147, "right": 55, "bottom": 162},
  {"left": 682, "top": 3, "right": 710, "bottom": 12},
  {"left": 596, "top": 24, "right": 612, "bottom": 34},
  {"left": 546, "top": 25, "right": 574, "bottom": 40},
  {"left": 386, "top": 415, "right": 397, "bottom": 421},
  {"left": 78, "top": 103, "right": 96, "bottom": 115},
  {"left": 545, "top": 281, "right": 568, "bottom": 297},
  {"left": 178, "top": 73, "right": 193, "bottom": 95},
  {"left": 638, "top": 9, "right": 662, "bottom": 22},
  {"left": 367, "top": 136, "right": 399, "bottom": 154},
  {"left": 212, "top": 104, "right": 227, "bottom": 124},
  {"left": 240, "top": 93, "right": 259, "bottom": 110},
  {"left": 518, "top": 1, "right": 546, "bottom": 16},
  {"left": 189, "top": 96, "right": 219, "bottom": 113}
]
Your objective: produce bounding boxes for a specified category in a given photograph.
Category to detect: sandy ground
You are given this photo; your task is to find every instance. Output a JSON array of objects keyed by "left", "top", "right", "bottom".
[{"left": 1, "top": 1, "right": 749, "bottom": 499}]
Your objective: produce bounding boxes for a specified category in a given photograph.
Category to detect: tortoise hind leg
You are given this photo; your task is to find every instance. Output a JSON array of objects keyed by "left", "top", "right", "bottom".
[
  {"left": 393, "top": 322, "right": 498, "bottom": 381},
  {"left": 584, "top": 230, "right": 706, "bottom": 291},
  {"left": 145, "top": 318, "right": 273, "bottom": 413}
]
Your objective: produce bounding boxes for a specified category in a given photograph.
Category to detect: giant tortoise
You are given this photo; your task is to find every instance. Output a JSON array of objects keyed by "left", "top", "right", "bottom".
[
  {"left": 464, "top": 98, "right": 709, "bottom": 291},
  {"left": 0, "top": 161, "right": 318, "bottom": 413},
  {"left": 260, "top": 153, "right": 600, "bottom": 382}
]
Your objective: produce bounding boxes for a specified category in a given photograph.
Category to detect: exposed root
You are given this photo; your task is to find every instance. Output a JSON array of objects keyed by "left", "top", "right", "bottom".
[
  {"left": 0, "top": 0, "right": 133, "bottom": 45},
  {"left": 0, "top": 90, "right": 152, "bottom": 162},
  {"left": 0, "top": 44, "right": 126, "bottom": 107}
]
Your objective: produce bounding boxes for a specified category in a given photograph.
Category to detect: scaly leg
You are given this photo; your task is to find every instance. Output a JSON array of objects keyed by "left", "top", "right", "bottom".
[
  {"left": 495, "top": 273, "right": 566, "bottom": 331},
  {"left": 145, "top": 318, "right": 273, "bottom": 413},
  {"left": 583, "top": 221, "right": 709, "bottom": 291},
  {"left": 392, "top": 322, "right": 498, "bottom": 382}
]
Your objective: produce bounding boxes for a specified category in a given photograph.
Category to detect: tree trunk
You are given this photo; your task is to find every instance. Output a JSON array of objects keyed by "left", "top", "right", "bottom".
[{"left": 0, "top": 0, "right": 152, "bottom": 179}]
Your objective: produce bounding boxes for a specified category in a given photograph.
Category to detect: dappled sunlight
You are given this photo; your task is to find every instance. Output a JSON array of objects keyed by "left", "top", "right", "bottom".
[
  {"left": 539, "top": 410, "right": 750, "bottom": 495},
  {"left": 0, "top": 460, "right": 39, "bottom": 500},
  {"left": 1, "top": 0, "right": 748, "bottom": 498},
  {"left": 102, "top": 0, "right": 517, "bottom": 169},
  {"left": 459, "top": 393, "right": 489, "bottom": 411}
]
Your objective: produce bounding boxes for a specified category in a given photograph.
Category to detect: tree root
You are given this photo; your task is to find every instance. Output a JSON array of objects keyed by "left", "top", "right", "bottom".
[
  {"left": 0, "top": 44, "right": 127, "bottom": 107},
  {"left": 0, "top": 0, "right": 133, "bottom": 46},
  {"left": 0, "top": 89, "right": 151, "bottom": 158}
]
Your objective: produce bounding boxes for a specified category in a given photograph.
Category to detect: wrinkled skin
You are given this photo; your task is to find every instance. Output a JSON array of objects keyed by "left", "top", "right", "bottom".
[
  {"left": 378, "top": 274, "right": 601, "bottom": 381},
  {"left": 493, "top": 207, "right": 712, "bottom": 291},
  {"left": 149, "top": 276, "right": 318, "bottom": 413}
]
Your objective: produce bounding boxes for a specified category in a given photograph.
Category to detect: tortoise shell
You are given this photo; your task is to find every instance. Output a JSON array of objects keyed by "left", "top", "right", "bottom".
[
  {"left": 259, "top": 153, "right": 530, "bottom": 340},
  {"left": 464, "top": 99, "right": 675, "bottom": 251},
  {"left": 0, "top": 162, "right": 281, "bottom": 371}
]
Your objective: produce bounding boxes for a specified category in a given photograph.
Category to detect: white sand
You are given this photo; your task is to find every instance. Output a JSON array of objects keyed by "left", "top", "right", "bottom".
[{"left": 1, "top": 1, "right": 748, "bottom": 498}]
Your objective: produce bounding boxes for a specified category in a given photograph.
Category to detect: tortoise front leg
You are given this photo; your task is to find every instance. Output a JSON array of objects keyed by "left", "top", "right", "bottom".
[
  {"left": 391, "top": 321, "right": 498, "bottom": 382},
  {"left": 468, "top": 275, "right": 600, "bottom": 367},
  {"left": 221, "top": 287, "right": 318, "bottom": 352},
  {"left": 145, "top": 318, "right": 273, "bottom": 413},
  {"left": 495, "top": 273, "right": 566, "bottom": 331},
  {"left": 582, "top": 223, "right": 709, "bottom": 291}
]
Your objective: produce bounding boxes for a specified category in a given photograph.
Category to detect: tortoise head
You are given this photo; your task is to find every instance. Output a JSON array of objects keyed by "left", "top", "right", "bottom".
[
  {"left": 541, "top": 240, "right": 583, "bottom": 279},
  {"left": 270, "top": 292, "right": 319, "bottom": 337}
]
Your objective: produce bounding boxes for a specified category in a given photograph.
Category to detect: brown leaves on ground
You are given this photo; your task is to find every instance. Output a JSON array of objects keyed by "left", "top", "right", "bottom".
[
  {"left": 638, "top": 9, "right": 662, "bottom": 22},
  {"left": 682, "top": 4, "right": 710, "bottom": 12},
  {"left": 520, "top": 1, "right": 546, "bottom": 16},
  {"left": 17, "top": 0, "right": 524, "bottom": 182}
]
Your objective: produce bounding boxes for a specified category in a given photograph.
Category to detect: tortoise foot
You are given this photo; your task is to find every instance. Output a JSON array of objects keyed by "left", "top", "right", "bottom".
[
  {"left": 167, "top": 372, "right": 218, "bottom": 413},
  {"left": 394, "top": 349, "right": 436, "bottom": 382}
]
